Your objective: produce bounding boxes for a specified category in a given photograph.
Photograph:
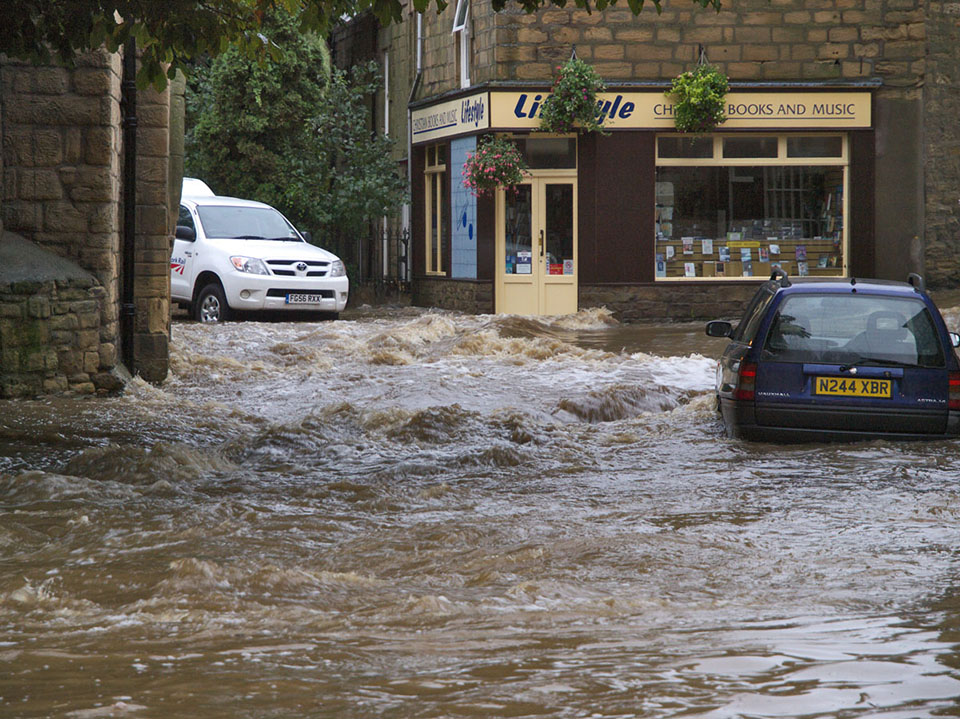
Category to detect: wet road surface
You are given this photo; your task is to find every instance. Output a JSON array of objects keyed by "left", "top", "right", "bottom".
[{"left": 3, "top": 306, "right": 960, "bottom": 718}]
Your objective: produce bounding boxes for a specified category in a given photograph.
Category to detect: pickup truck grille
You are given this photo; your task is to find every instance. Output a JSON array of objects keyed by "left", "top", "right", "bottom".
[{"left": 266, "top": 259, "right": 330, "bottom": 277}]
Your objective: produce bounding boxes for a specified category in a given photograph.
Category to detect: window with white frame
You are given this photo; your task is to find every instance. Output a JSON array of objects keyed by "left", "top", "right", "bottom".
[
  {"left": 452, "top": 0, "right": 470, "bottom": 88},
  {"left": 424, "top": 144, "right": 446, "bottom": 275},
  {"left": 654, "top": 134, "right": 848, "bottom": 281}
]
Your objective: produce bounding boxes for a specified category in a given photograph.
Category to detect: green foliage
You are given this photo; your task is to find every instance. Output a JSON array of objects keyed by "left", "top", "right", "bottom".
[
  {"left": 668, "top": 64, "right": 729, "bottom": 134},
  {"left": 0, "top": 0, "right": 723, "bottom": 91},
  {"left": 538, "top": 57, "right": 607, "bottom": 135},
  {"left": 186, "top": 17, "right": 405, "bottom": 250},
  {"left": 462, "top": 136, "right": 529, "bottom": 197}
]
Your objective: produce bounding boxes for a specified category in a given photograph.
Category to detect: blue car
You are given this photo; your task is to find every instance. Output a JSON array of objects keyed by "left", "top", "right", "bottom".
[{"left": 706, "top": 271, "right": 960, "bottom": 442}]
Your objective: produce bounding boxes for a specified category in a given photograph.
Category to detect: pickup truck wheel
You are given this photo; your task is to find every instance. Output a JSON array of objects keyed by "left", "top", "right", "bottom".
[{"left": 195, "top": 283, "right": 231, "bottom": 323}]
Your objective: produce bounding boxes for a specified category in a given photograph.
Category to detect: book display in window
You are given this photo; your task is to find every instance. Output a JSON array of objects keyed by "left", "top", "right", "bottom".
[{"left": 653, "top": 166, "right": 845, "bottom": 279}]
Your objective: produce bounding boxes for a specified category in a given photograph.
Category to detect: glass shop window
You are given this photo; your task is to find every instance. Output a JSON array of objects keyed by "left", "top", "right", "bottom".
[
  {"left": 654, "top": 134, "right": 847, "bottom": 281},
  {"left": 425, "top": 144, "right": 446, "bottom": 275}
]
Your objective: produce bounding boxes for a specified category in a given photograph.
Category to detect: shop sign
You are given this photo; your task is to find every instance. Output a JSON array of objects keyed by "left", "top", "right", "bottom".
[
  {"left": 490, "top": 91, "right": 871, "bottom": 130},
  {"left": 412, "top": 92, "right": 489, "bottom": 144}
]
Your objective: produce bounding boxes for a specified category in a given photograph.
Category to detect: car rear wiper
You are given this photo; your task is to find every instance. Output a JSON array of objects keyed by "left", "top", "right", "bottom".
[{"left": 839, "top": 356, "right": 921, "bottom": 371}]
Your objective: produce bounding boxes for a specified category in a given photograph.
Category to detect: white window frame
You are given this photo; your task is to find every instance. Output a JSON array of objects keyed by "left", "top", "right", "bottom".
[{"left": 452, "top": 0, "right": 470, "bottom": 88}]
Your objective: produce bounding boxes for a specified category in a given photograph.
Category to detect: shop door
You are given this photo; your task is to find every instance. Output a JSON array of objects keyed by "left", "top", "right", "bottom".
[{"left": 496, "top": 177, "right": 577, "bottom": 316}]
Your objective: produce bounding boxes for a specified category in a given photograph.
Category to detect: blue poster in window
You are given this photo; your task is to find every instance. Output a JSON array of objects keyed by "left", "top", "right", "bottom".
[{"left": 451, "top": 137, "right": 477, "bottom": 279}]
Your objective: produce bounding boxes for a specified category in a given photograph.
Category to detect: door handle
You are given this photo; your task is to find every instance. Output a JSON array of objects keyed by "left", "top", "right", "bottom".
[{"left": 539, "top": 230, "right": 544, "bottom": 258}]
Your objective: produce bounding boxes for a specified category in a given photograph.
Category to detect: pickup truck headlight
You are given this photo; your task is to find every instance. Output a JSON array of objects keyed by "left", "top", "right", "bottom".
[
  {"left": 230, "top": 256, "right": 270, "bottom": 275},
  {"left": 329, "top": 260, "right": 346, "bottom": 278}
]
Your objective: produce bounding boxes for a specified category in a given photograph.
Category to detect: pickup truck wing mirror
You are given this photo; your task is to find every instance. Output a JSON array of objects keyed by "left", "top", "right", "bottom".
[{"left": 175, "top": 225, "right": 196, "bottom": 242}]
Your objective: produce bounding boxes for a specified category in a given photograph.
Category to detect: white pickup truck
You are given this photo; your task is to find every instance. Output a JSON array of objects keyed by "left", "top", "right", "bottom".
[{"left": 171, "top": 179, "right": 349, "bottom": 322}]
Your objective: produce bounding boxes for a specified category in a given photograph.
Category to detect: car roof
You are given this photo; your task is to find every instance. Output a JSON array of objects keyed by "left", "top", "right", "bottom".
[
  {"left": 181, "top": 177, "right": 215, "bottom": 197},
  {"left": 769, "top": 276, "right": 928, "bottom": 298},
  {"left": 181, "top": 195, "right": 274, "bottom": 210}
]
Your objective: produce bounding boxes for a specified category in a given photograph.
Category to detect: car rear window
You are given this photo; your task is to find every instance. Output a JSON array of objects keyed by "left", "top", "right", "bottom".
[
  {"left": 197, "top": 206, "right": 299, "bottom": 240},
  {"left": 762, "top": 293, "right": 946, "bottom": 367}
]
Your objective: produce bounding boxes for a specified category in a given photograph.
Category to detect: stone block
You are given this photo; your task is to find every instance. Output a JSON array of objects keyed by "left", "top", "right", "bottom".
[
  {"left": 33, "top": 130, "right": 63, "bottom": 167},
  {"left": 87, "top": 203, "right": 118, "bottom": 233},
  {"left": 44, "top": 201, "right": 88, "bottom": 233},
  {"left": 517, "top": 27, "right": 548, "bottom": 43},
  {"left": 613, "top": 28, "right": 655, "bottom": 42},
  {"left": 92, "top": 371, "right": 124, "bottom": 392},
  {"left": 625, "top": 45, "right": 674, "bottom": 61},
  {"left": 735, "top": 26, "right": 772, "bottom": 43},
  {"left": 58, "top": 349, "right": 83, "bottom": 375},
  {"left": 137, "top": 128, "right": 170, "bottom": 158},
  {"left": 136, "top": 205, "right": 170, "bottom": 236},
  {"left": 99, "top": 342, "right": 117, "bottom": 367},
  {"left": 828, "top": 27, "right": 859, "bottom": 42},
  {"left": 69, "top": 167, "right": 115, "bottom": 202},
  {"left": 64, "top": 128, "right": 83, "bottom": 163},
  {"left": 743, "top": 45, "right": 778, "bottom": 62},
  {"left": 4, "top": 130, "right": 34, "bottom": 166},
  {"left": 42, "top": 376, "right": 69, "bottom": 394},
  {"left": 25, "top": 295, "right": 51, "bottom": 319},
  {"left": 50, "top": 314, "right": 79, "bottom": 332},
  {"left": 594, "top": 45, "right": 625, "bottom": 60},
  {"left": 84, "top": 127, "right": 117, "bottom": 166},
  {"left": 22, "top": 349, "right": 46, "bottom": 372},
  {"left": 19, "top": 169, "right": 63, "bottom": 200},
  {"left": 83, "top": 351, "right": 100, "bottom": 374},
  {"left": 73, "top": 68, "right": 116, "bottom": 96},
  {"left": 68, "top": 381, "right": 96, "bottom": 395},
  {"left": 32, "top": 67, "right": 70, "bottom": 95}
]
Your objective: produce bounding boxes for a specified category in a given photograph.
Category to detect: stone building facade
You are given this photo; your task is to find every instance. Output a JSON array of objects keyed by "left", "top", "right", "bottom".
[
  {"left": 0, "top": 48, "right": 177, "bottom": 396},
  {"left": 337, "top": 0, "right": 960, "bottom": 320}
]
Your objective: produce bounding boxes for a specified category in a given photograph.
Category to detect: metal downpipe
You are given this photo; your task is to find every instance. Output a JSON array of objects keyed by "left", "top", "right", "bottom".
[{"left": 121, "top": 37, "right": 137, "bottom": 373}]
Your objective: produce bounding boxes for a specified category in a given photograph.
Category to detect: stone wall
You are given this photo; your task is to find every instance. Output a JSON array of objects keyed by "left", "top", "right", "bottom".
[
  {"left": 0, "top": 47, "right": 175, "bottom": 395},
  {"left": 922, "top": 0, "right": 960, "bottom": 286},
  {"left": 0, "top": 232, "right": 121, "bottom": 396},
  {"left": 412, "top": 277, "right": 493, "bottom": 313},
  {"left": 580, "top": 282, "right": 758, "bottom": 322}
]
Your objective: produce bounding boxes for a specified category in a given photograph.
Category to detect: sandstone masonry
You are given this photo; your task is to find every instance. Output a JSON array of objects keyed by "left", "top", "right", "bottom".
[{"left": 0, "top": 48, "right": 177, "bottom": 397}]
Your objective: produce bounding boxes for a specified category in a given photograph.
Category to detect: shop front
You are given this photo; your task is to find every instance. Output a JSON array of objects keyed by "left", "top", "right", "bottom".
[{"left": 410, "top": 86, "right": 874, "bottom": 319}]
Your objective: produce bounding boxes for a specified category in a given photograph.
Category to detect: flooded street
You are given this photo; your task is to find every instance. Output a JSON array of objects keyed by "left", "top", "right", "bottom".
[{"left": 4, "top": 306, "right": 960, "bottom": 718}]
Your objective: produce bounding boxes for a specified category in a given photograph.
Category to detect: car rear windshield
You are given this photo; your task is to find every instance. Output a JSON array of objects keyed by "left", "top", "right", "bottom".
[
  {"left": 762, "top": 293, "right": 946, "bottom": 367},
  {"left": 197, "top": 206, "right": 300, "bottom": 240}
]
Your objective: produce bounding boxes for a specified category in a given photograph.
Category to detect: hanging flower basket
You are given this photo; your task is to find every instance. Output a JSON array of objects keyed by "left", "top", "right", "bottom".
[
  {"left": 538, "top": 57, "right": 607, "bottom": 135},
  {"left": 668, "top": 64, "right": 729, "bottom": 134},
  {"left": 461, "top": 136, "right": 528, "bottom": 197}
]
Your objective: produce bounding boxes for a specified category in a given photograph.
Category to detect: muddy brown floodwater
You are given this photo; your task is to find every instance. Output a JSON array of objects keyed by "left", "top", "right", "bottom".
[{"left": 4, "top": 305, "right": 960, "bottom": 718}]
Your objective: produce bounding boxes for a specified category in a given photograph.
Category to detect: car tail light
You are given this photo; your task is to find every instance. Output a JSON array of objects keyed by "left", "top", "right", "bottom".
[
  {"left": 949, "top": 371, "right": 960, "bottom": 410},
  {"left": 735, "top": 361, "right": 758, "bottom": 401}
]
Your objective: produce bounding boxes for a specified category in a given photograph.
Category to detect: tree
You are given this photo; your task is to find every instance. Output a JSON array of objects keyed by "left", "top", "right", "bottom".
[
  {"left": 185, "top": 14, "right": 406, "bottom": 258},
  {"left": 1, "top": 0, "right": 722, "bottom": 91}
]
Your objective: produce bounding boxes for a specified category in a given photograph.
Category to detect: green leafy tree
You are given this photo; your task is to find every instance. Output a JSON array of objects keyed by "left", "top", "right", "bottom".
[
  {"left": 2, "top": 0, "right": 723, "bottom": 90},
  {"left": 186, "top": 14, "right": 405, "bottom": 255}
]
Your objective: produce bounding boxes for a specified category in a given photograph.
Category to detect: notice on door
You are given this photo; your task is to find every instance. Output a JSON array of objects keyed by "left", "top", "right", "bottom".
[{"left": 517, "top": 252, "right": 532, "bottom": 274}]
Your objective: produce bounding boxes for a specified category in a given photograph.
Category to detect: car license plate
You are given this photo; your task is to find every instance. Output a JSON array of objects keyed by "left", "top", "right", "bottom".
[
  {"left": 285, "top": 293, "right": 321, "bottom": 305},
  {"left": 814, "top": 376, "right": 892, "bottom": 398}
]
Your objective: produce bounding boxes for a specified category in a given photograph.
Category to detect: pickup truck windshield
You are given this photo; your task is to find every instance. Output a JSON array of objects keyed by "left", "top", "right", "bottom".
[
  {"left": 763, "top": 294, "right": 946, "bottom": 367},
  {"left": 197, "top": 206, "right": 300, "bottom": 241}
]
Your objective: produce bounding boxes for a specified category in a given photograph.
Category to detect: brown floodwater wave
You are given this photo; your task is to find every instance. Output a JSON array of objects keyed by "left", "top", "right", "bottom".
[{"left": 2, "top": 307, "right": 960, "bottom": 717}]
